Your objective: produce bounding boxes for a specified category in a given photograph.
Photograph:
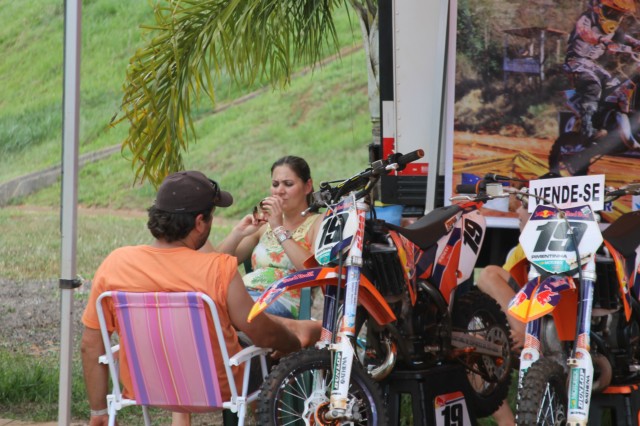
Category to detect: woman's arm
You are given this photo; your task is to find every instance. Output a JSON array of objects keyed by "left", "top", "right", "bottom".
[
  {"left": 202, "top": 214, "right": 262, "bottom": 263},
  {"left": 277, "top": 214, "right": 323, "bottom": 270}
]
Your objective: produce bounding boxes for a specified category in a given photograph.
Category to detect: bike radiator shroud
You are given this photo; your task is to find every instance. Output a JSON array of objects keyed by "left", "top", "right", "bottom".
[
  {"left": 362, "top": 219, "right": 444, "bottom": 369},
  {"left": 362, "top": 219, "right": 407, "bottom": 298}
]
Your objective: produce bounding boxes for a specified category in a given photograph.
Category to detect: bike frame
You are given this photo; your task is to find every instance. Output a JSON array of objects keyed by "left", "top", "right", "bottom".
[{"left": 249, "top": 192, "right": 389, "bottom": 418}]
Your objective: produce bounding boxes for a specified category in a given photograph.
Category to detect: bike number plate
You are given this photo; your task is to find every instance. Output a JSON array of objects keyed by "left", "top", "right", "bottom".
[
  {"left": 520, "top": 204, "right": 603, "bottom": 273},
  {"left": 434, "top": 391, "right": 471, "bottom": 426},
  {"left": 314, "top": 195, "right": 359, "bottom": 265}
]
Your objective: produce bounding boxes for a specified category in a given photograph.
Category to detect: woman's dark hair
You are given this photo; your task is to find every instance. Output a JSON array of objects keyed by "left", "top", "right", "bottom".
[
  {"left": 147, "top": 206, "right": 213, "bottom": 242},
  {"left": 271, "top": 156, "right": 314, "bottom": 205}
]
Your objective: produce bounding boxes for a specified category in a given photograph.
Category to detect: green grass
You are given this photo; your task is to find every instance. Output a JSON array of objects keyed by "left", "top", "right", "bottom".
[
  {"left": 0, "top": 207, "right": 233, "bottom": 282},
  {"left": 0, "top": 351, "right": 86, "bottom": 421}
]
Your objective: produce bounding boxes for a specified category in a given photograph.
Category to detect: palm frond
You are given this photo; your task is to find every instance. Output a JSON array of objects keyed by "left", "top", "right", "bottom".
[{"left": 115, "top": 0, "right": 345, "bottom": 186}]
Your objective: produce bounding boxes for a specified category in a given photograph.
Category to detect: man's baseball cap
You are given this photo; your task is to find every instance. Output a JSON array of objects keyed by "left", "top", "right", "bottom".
[{"left": 154, "top": 171, "right": 233, "bottom": 212}]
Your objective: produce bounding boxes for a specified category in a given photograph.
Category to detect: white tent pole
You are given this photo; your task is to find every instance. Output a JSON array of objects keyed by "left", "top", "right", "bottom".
[
  {"left": 58, "top": 1, "right": 81, "bottom": 425},
  {"left": 425, "top": 0, "right": 450, "bottom": 213}
]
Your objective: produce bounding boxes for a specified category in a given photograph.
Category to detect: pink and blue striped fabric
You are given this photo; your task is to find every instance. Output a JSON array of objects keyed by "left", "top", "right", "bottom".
[{"left": 113, "top": 291, "right": 223, "bottom": 411}]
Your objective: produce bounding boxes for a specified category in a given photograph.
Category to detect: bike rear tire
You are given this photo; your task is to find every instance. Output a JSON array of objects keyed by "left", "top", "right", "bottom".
[
  {"left": 257, "top": 347, "right": 388, "bottom": 425},
  {"left": 451, "top": 290, "right": 513, "bottom": 417}
]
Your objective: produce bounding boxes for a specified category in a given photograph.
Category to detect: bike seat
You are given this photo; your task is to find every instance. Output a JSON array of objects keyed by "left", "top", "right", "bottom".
[
  {"left": 385, "top": 204, "right": 462, "bottom": 250},
  {"left": 603, "top": 211, "right": 640, "bottom": 257}
]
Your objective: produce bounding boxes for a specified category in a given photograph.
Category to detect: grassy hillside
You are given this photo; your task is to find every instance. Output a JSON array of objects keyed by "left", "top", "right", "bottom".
[
  {"left": 22, "top": 46, "right": 371, "bottom": 218},
  {"left": 0, "top": 0, "right": 369, "bottom": 192}
]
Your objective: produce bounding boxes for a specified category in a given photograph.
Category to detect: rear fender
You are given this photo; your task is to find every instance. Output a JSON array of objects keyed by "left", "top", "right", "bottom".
[{"left": 247, "top": 266, "right": 396, "bottom": 325}]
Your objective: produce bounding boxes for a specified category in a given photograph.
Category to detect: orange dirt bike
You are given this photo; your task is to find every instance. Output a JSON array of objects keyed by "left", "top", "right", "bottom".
[
  {"left": 248, "top": 155, "right": 513, "bottom": 425},
  {"left": 503, "top": 179, "right": 640, "bottom": 425},
  {"left": 549, "top": 48, "right": 640, "bottom": 176}
]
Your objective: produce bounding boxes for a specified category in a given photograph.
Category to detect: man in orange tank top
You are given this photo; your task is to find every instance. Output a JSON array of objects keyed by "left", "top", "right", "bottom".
[{"left": 80, "top": 171, "right": 320, "bottom": 426}]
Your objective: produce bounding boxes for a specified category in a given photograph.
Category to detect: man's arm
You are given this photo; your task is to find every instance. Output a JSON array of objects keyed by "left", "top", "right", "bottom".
[
  {"left": 226, "top": 272, "right": 304, "bottom": 354},
  {"left": 80, "top": 327, "right": 110, "bottom": 425},
  {"left": 268, "top": 314, "right": 322, "bottom": 349}
]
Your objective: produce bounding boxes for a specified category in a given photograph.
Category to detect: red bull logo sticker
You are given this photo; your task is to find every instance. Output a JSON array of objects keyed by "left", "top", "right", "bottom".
[
  {"left": 564, "top": 209, "right": 590, "bottom": 219},
  {"left": 508, "top": 278, "right": 539, "bottom": 322},
  {"left": 509, "top": 276, "right": 568, "bottom": 322},
  {"left": 529, "top": 281, "right": 563, "bottom": 319},
  {"left": 534, "top": 209, "right": 555, "bottom": 219},
  {"left": 509, "top": 290, "right": 531, "bottom": 322},
  {"left": 535, "top": 288, "right": 558, "bottom": 305},
  {"left": 281, "top": 269, "right": 320, "bottom": 284}
]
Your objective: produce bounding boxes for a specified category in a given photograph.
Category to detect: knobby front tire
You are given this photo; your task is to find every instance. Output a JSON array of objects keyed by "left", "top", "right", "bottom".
[
  {"left": 516, "top": 357, "right": 568, "bottom": 425},
  {"left": 257, "top": 347, "right": 388, "bottom": 425}
]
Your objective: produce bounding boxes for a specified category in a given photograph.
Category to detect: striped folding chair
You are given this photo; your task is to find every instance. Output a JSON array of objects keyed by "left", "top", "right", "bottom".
[{"left": 96, "top": 291, "right": 270, "bottom": 426}]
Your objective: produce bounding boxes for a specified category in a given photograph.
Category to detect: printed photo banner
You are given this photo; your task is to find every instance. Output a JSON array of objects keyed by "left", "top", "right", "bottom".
[{"left": 444, "top": 0, "right": 640, "bottom": 226}]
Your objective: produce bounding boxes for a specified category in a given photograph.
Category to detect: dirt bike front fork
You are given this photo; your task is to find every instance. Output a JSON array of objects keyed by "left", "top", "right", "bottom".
[
  {"left": 516, "top": 261, "right": 597, "bottom": 426},
  {"left": 326, "top": 265, "right": 361, "bottom": 421},
  {"left": 566, "top": 259, "right": 596, "bottom": 426}
]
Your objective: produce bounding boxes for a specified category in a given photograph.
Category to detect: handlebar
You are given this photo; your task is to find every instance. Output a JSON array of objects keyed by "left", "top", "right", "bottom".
[
  {"left": 453, "top": 172, "right": 640, "bottom": 210},
  {"left": 452, "top": 173, "right": 527, "bottom": 203},
  {"left": 604, "top": 183, "right": 640, "bottom": 201},
  {"left": 302, "top": 149, "right": 424, "bottom": 215},
  {"left": 394, "top": 150, "right": 424, "bottom": 170}
]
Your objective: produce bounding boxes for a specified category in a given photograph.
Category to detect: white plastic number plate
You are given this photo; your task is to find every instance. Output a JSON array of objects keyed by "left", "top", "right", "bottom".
[
  {"left": 314, "top": 195, "right": 359, "bottom": 265},
  {"left": 520, "top": 204, "right": 603, "bottom": 273},
  {"left": 434, "top": 391, "right": 471, "bottom": 426}
]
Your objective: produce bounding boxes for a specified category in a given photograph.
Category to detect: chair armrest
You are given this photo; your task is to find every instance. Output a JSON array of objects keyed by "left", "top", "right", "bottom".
[
  {"left": 229, "top": 345, "right": 271, "bottom": 366},
  {"left": 98, "top": 344, "right": 120, "bottom": 365}
]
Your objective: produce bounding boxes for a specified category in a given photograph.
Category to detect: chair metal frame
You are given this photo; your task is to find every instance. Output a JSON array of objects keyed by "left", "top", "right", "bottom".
[{"left": 96, "top": 291, "right": 270, "bottom": 426}]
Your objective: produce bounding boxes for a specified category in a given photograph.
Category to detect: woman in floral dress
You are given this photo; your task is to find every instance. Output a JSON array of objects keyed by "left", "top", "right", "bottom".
[{"left": 215, "top": 156, "right": 322, "bottom": 319}]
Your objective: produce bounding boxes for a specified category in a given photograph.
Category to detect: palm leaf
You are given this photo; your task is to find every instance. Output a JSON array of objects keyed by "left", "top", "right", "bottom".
[{"left": 114, "top": 0, "right": 345, "bottom": 186}]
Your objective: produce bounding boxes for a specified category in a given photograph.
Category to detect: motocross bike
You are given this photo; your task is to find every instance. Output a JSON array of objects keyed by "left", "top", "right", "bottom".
[
  {"left": 248, "top": 155, "right": 513, "bottom": 425},
  {"left": 548, "top": 49, "right": 640, "bottom": 176},
  {"left": 505, "top": 179, "right": 640, "bottom": 425}
]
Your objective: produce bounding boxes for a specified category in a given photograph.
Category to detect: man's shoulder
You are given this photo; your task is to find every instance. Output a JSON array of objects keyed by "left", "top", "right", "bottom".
[
  {"left": 198, "top": 249, "right": 237, "bottom": 263},
  {"left": 108, "top": 244, "right": 148, "bottom": 257}
]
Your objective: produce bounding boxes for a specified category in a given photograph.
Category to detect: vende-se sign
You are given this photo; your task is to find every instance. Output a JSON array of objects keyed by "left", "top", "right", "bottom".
[{"left": 528, "top": 175, "right": 605, "bottom": 212}]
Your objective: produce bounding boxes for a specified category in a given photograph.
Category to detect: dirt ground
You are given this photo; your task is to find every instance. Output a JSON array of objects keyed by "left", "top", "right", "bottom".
[
  {"left": 0, "top": 280, "right": 247, "bottom": 425},
  {"left": 0, "top": 278, "right": 86, "bottom": 354}
]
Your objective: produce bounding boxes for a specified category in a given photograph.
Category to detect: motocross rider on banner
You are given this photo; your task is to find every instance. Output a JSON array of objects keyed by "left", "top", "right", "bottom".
[{"left": 564, "top": 0, "right": 640, "bottom": 140}]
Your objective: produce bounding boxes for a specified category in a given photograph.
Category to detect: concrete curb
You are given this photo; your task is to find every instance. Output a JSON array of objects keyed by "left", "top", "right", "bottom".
[{"left": 0, "top": 145, "right": 121, "bottom": 207}]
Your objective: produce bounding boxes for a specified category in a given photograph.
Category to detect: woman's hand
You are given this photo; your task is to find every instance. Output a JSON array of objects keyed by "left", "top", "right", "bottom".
[
  {"left": 232, "top": 214, "right": 265, "bottom": 238},
  {"left": 260, "top": 196, "right": 284, "bottom": 228}
]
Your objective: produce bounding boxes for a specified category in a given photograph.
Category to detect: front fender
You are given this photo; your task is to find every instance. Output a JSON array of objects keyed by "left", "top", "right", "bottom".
[
  {"left": 508, "top": 274, "right": 576, "bottom": 323},
  {"left": 247, "top": 266, "right": 396, "bottom": 326}
]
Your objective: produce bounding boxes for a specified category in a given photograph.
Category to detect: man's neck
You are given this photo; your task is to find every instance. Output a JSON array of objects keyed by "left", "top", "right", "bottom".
[{"left": 151, "top": 239, "right": 192, "bottom": 250}]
